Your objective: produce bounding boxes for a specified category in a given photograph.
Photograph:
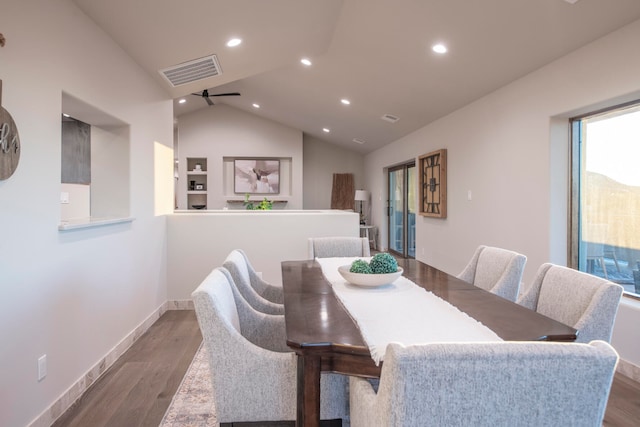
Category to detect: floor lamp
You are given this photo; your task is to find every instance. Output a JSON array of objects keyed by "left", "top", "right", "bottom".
[{"left": 354, "top": 190, "right": 369, "bottom": 225}]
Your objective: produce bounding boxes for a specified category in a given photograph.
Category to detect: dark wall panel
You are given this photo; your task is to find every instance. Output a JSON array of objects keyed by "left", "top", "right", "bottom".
[{"left": 61, "top": 118, "right": 90, "bottom": 184}]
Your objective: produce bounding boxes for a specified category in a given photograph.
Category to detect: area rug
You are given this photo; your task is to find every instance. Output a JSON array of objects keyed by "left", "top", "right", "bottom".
[{"left": 159, "top": 344, "right": 217, "bottom": 426}]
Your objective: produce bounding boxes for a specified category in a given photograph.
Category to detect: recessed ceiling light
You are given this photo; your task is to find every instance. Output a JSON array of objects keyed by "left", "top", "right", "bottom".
[
  {"left": 252, "top": 103, "right": 260, "bottom": 109},
  {"left": 226, "top": 38, "right": 242, "bottom": 47},
  {"left": 341, "top": 99, "right": 351, "bottom": 105},
  {"left": 178, "top": 99, "right": 186, "bottom": 104},
  {"left": 322, "top": 128, "right": 330, "bottom": 133},
  {"left": 300, "top": 58, "right": 312, "bottom": 66},
  {"left": 432, "top": 44, "right": 447, "bottom": 54}
]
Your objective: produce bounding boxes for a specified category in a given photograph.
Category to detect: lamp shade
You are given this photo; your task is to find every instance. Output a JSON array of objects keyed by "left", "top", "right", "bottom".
[{"left": 354, "top": 190, "right": 369, "bottom": 201}]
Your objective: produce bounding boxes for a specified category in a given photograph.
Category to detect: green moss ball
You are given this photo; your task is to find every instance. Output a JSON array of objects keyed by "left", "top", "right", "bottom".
[
  {"left": 350, "top": 259, "right": 373, "bottom": 274},
  {"left": 369, "top": 253, "right": 398, "bottom": 274}
]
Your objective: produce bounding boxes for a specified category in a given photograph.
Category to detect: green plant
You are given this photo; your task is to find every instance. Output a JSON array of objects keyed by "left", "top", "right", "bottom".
[
  {"left": 243, "top": 193, "right": 273, "bottom": 210},
  {"left": 348, "top": 253, "right": 398, "bottom": 274},
  {"left": 369, "top": 253, "right": 398, "bottom": 274},
  {"left": 349, "top": 259, "right": 373, "bottom": 274}
]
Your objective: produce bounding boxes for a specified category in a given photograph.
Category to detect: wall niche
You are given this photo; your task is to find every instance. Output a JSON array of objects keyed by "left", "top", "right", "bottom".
[{"left": 60, "top": 92, "right": 131, "bottom": 228}]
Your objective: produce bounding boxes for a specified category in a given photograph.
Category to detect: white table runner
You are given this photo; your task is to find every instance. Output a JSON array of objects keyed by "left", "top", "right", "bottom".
[{"left": 317, "top": 257, "right": 502, "bottom": 365}]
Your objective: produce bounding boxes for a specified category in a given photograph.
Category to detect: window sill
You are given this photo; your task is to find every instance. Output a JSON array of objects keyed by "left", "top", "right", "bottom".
[
  {"left": 623, "top": 292, "right": 640, "bottom": 302},
  {"left": 58, "top": 216, "right": 135, "bottom": 231}
]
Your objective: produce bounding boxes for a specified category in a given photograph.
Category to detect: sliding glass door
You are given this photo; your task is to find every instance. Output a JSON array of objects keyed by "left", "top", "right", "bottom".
[{"left": 388, "top": 162, "right": 416, "bottom": 258}]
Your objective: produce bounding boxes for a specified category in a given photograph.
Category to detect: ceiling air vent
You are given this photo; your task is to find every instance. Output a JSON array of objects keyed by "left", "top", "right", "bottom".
[
  {"left": 159, "top": 54, "right": 222, "bottom": 87},
  {"left": 353, "top": 138, "right": 366, "bottom": 145},
  {"left": 381, "top": 113, "right": 399, "bottom": 123}
]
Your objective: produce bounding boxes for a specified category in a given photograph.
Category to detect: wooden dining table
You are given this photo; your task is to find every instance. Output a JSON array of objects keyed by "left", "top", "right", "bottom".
[{"left": 282, "top": 258, "right": 578, "bottom": 427}]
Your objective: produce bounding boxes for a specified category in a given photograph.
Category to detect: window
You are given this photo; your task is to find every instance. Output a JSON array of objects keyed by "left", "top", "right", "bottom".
[{"left": 571, "top": 101, "right": 640, "bottom": 296}]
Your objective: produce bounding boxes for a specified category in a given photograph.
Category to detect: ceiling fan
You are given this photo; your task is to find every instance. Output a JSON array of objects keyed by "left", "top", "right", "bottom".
[{"left": 191, "top": 89, "right": 241, "bottom": 106}]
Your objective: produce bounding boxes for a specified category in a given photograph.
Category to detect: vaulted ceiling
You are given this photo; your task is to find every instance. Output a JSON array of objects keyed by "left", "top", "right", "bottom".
[{"left": 73, "top": 0, "right": 640, "bottom": 153}]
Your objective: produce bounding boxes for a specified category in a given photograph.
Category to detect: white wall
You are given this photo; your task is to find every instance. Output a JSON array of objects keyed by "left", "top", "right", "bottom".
[
  {"left": 91, "top": 125, "right": 130, "bottom": 217},
  {"left": 166, "top": 210, "right": 360, "bottom": 300},
  {"left": 176, "top": 105, "right": 304, "bottom": 209},
  {"left": 364, "top": 19, "right": 640, "bottom": 369},
  {"left": 0, "top": 1, "right": 173, "bottom": 426},
  {"left": 60, "top": 183, "right": 90, "bottom": 219},
  {"left": 302, "top": 134, "right": 365, "bottom": 209}
]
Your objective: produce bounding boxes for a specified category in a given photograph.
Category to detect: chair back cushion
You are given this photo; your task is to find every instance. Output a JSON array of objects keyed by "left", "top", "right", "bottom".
[
  {"left": 516, "top": 263, "right": 553, "bottom": 310},
  {"left": 226, "top": 250, "right": 251, "bottom": 285},
  {"left": 463, "top": 246, "right": 526, "bottom": 301},
  {"left": 236, "top": 248, "right": 284, "bottom": 304},
  {"left": 535, "top": 265, "right": 623, "bottom": 342},
  {"left": 309, "top": 236, "right": 370, "bottom": 258},
  {"left": 192, "top": 269, "right": 242, "bottom": 334},
  {"left": 474, "top": 247, "right": 517, "bottom": 290},
  {"left": 223, "top": 250, "right": 284, "bottom": 315},
  {"left": 376, "top": 341, "right": 618, "bottom": 426}
]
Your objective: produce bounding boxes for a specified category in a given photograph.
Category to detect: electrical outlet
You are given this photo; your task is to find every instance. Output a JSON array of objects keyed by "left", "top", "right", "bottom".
[
  {"left": 60, "top": 192, "right": 69, "bottom": 204},
  {"left": 38, "top": 355, "right": 47, "bottom": 381}
]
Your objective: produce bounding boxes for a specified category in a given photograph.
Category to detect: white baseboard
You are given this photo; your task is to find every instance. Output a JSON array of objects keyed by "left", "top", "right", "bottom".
[
  {"left": 617, "top": 358, "right": 640, "bottom": 383},
  {"left": 167, "top": 299, "right": 195, "bottom": 310},
  {"left": 28, "top": 301, "right": 193, "bottom": 427}
]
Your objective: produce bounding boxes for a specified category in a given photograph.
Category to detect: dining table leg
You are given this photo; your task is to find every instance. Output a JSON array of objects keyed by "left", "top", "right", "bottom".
[{"left": 296, "top": 353, "right": 321, "bottom": 427}]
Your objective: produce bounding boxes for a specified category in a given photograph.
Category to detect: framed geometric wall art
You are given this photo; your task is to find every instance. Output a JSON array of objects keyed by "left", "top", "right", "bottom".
[{"left": 419, "top": 149, "right": 447, "bottom": 218}]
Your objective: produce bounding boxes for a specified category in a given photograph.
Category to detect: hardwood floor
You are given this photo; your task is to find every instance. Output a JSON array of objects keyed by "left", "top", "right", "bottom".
[
  {"left": 52, "top": 310, "right": 202, "bottom": 427},
  {"left": 605, "top": 372, "right": 640, "bottom": 426},
  {"left": 52, "top": 310, "right": 640, "bottom": 426}
]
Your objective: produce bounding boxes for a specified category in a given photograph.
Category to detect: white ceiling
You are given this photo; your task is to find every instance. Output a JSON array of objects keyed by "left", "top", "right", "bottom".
[{"left": 73, "top": 0, "right": 640, "bottom": 153}]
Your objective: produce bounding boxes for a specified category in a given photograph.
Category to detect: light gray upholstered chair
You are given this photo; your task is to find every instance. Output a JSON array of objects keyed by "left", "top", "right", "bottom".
[
  {"left": 192, "top": 268, "right": 349, "bottom": 426},
  {"left": 308, "top": 236, "right": 371, "bottom": 259},
  {"left": 517, "top": 263, "right": 624, "bottom": 343},
  {"left": 223, "top": 250, "right": 284, "bottom": 315},
  {"left": 457, "top": 245, "right": 527, "bottom": 301},
  {"left": 225, "top": 249, "right": 283, "bottom": 304},
  {"left": 349, "top": 341, "right": 618, "bottom": 427}
]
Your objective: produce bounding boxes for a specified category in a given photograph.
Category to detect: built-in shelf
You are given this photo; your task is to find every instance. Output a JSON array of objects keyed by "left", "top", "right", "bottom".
[
  {"left": 186, "top": 157, "right": 207, "bottom": 209},
  {"left": 226, "top": 199, "right": 288, "bottom": 204}
]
